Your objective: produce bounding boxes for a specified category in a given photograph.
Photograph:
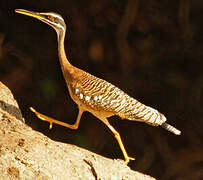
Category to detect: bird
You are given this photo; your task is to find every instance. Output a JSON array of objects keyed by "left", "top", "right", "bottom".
[{"left": 15, "top": 9, "right": 181, "bottom": 165}]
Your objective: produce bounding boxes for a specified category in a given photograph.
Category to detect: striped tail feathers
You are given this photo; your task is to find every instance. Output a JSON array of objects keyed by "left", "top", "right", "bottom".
[
  {"left": 115, "top": 96, "right": 181, "bottom": 135},
  {"left": 159, "top": 113, "right": 181, "bottom": 135},
  {"left": 161, "top": 122, "right": 181, "bottom": 135},
  {"left": 158, "top": 112, "right": 181, "bottom": 135}
]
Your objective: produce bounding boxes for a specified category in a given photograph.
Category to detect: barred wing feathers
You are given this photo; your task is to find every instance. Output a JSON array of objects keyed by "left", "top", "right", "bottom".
[{"left": 73, "top": 71, "right": 166, "bottom": 126}]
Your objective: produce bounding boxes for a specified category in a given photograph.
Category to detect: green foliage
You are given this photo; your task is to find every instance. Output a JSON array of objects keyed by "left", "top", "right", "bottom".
[{"left": 40, "top": 79, "right": 59, "bottom": 101}]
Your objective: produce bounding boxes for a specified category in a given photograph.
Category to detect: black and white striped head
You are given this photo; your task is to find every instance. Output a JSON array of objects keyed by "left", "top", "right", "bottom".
[{"left": 15, "top": 9, "right": 66, "bottom": 35}]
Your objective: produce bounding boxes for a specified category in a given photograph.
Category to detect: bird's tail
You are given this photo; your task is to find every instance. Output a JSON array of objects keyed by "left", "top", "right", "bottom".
[{"left": 161, "top": 122, "right": 181, "bottom": 135}]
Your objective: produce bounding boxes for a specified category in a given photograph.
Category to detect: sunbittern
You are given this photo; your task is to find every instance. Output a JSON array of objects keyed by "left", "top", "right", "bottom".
[{"left": 15, "top": 9, "right": 181, "bottom": 165}]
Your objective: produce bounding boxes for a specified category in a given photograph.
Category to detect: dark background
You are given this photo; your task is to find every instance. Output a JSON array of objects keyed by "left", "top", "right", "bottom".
[{"left": 1, "top": 0, "right": 203, "bottom": 179}]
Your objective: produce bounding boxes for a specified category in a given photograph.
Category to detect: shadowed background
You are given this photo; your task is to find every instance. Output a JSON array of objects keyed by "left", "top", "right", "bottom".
[{"left": 1, "top": 0, "right": 203, "bottom": 179}]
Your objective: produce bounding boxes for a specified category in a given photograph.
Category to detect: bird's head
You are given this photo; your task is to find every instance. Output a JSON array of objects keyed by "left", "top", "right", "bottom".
[{"left": 15, "top": 9, "right": 66, "bottom": 34}]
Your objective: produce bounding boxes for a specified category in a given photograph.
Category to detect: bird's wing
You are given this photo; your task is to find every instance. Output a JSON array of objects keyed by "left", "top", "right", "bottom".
[
  {"left": 72, "top": 70, "right": 164, "bottom": 126},
  {"left": 73, "top": 70, "right": 134, "bottom": 114}
]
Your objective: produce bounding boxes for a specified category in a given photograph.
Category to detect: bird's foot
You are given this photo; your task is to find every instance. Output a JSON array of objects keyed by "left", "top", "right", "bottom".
[
  {"left": 30, "top": 107, "right": 53, "bottom": 129},
  {"left": 125, "top": 156, "right": 135, "bottom": 165}
]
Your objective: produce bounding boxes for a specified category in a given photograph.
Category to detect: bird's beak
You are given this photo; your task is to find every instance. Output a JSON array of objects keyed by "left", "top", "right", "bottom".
[
  {"left": 15, "top": 9, "right": 63, "bottom": 36},
  {"left": 15, "top": 9, "right": 43, "bottom": 20}
]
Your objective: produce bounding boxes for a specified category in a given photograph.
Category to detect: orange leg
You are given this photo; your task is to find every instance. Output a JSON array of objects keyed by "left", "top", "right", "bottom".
[
  {"left": 99, "top": 116, "right": 135, "bottom": 165},
  {"left": 30, "top": 107, "right": 84, "bottom": 130},
  {"left": 30, "top": 107, "right": 134, "bottom": 164}
]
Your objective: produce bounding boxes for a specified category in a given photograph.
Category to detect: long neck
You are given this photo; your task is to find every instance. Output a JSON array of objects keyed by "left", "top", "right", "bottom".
[{"left": 57, "top": 29, "right": 73, "bottom": 79}]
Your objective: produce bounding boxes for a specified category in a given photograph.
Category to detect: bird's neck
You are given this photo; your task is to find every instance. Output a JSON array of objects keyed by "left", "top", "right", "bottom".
[{"left": 57, "top": 29, "right": 74, "bottom": 81}]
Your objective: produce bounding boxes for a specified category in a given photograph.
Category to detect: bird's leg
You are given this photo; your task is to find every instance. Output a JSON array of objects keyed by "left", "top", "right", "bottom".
[
  {"left": 30, "top": 107, "right": 84, "bottom": 130},
  {"left": 99, "top": 117, "right": 135, "bottom": 165}
]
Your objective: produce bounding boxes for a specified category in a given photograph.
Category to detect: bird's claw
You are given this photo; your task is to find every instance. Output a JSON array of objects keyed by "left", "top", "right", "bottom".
[{"left": 125, "top": 156, "right": 135, "bottom": 165}]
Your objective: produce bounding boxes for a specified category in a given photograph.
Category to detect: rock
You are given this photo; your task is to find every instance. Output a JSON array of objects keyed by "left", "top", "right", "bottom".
[
  {"left": 0, "top": 82, "right": 24, "bottom": 122},
  {"left": 0, "top": 82, "right": 156, "bottom": 180}
]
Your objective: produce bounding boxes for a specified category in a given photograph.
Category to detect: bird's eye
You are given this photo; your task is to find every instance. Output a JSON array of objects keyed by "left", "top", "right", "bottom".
[{"left": 47, "top": 15, "right": 53, "bottom": 20}]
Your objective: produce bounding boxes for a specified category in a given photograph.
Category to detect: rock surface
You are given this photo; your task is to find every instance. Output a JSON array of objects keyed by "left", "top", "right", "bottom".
[{"left": 0, "top": 82, "right": 156, "bottom": 180}]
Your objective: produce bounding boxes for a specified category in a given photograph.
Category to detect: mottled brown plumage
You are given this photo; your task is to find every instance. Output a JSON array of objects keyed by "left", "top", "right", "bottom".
[
  {"left": 16, "top": 9, "right": 181, "bottom": 165},
  {"left": 69, "top": 68, "right": 166, "bottom": 126}
]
